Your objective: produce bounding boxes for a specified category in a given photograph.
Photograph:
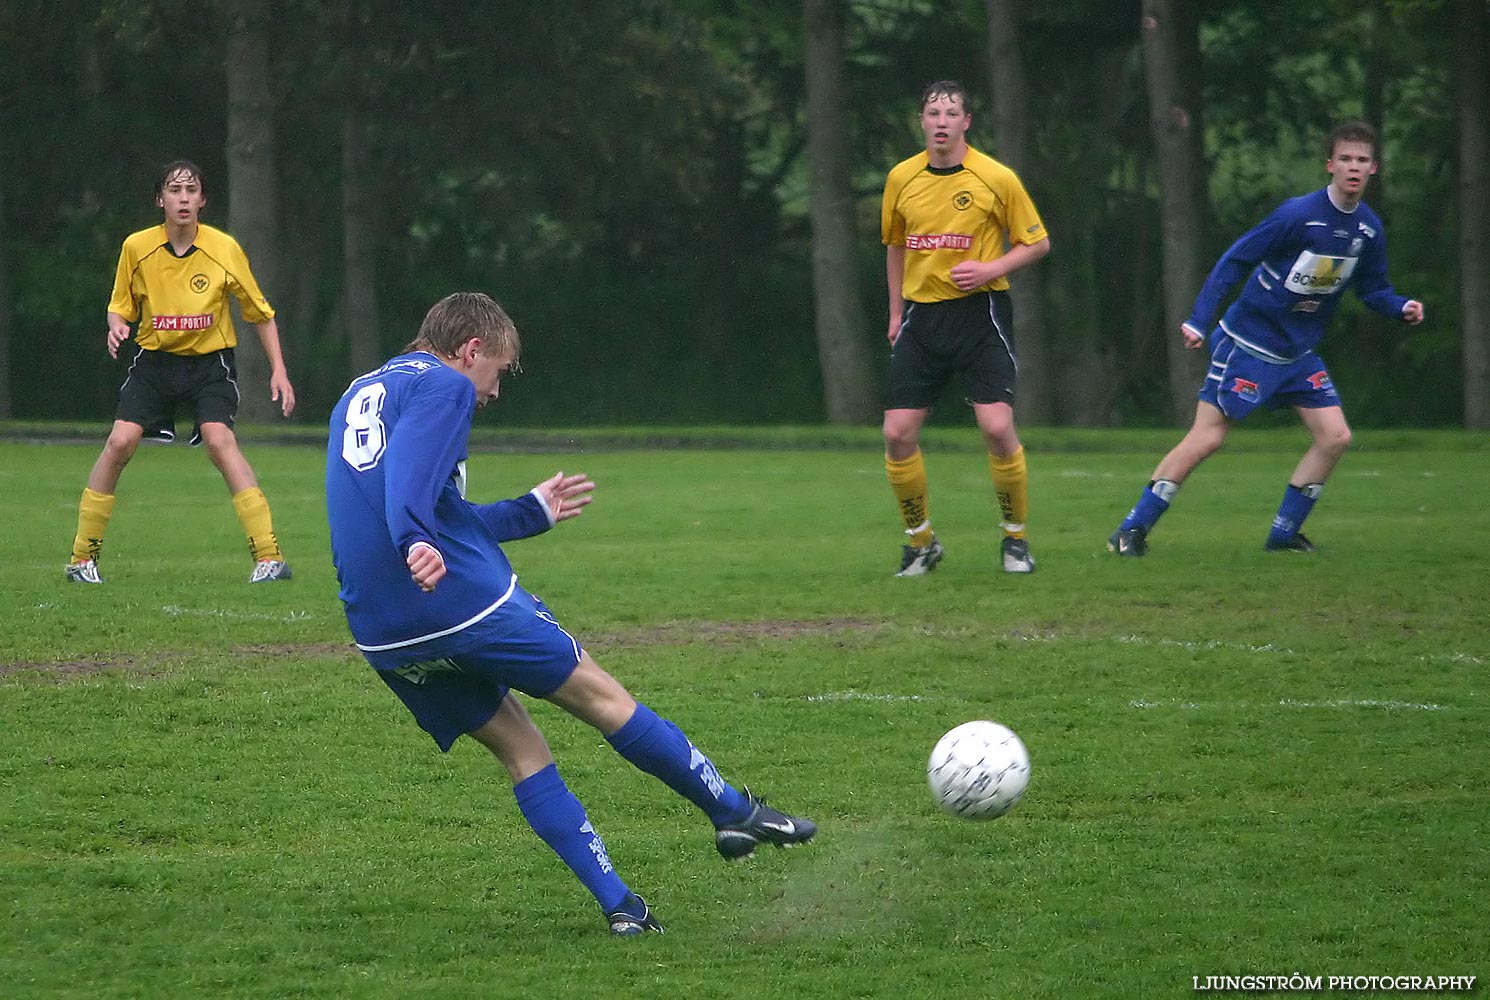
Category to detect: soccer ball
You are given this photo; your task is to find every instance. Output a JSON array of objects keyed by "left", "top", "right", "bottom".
[{"left": 927, "top": 720, "right": 1031, "bottom": 820}]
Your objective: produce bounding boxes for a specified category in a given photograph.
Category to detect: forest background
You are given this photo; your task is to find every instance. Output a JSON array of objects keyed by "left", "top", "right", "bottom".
[{"left": 0, "top": 0, "right": 1485, "bottom": 430}]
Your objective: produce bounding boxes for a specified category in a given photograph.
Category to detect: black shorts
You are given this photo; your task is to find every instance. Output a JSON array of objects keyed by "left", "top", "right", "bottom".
[
  {"left": 885, "top": 290, "right": 1016, "bottom": 410},
  {"left": 116, "top": 346, "right": 240, "bottom": 443}
]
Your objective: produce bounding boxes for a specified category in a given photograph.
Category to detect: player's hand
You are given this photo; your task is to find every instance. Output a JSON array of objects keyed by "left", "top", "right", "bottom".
[
  {"left": 1401, "top": 300, "right": 1425, "bottom": 325},
  {"left": 1181, "top": 323, "right": 1206, "bottom": 350},
  {"left": 406, "top": 541, "right": 446, "bottom": 592},
  {"left": 106, "top": 319, "right": 133, "bottom": 359},
  {"left": 950, "top": 260, "right": 994, "bottom": 292},
  {"left": 887, "top": 317, "right": 902, "bottom": 345},
  {"left": 270, "top": 370, "right": 297, "bottom": 417},
  {"left": 534, "top": 471, "right": 595, "bottom": 524}
]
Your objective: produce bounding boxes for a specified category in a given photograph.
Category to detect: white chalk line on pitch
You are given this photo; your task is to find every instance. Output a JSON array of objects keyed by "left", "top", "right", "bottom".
[
  {"left": 806, "top": 691, "right": 927, "bottom": 703},
  {"left": 1016, "top": 631, "right": 1482, "bottom": 667},
  {"left": 1129, "top": 698, "right": 1448, "bottom": 711},
  {"left": 161, "top": 604, "right": 320, "bottom": 623}
]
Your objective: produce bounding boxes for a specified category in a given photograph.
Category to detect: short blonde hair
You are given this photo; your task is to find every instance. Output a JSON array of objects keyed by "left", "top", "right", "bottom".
[{"left": 404, "top": 292, "right": 520, "bottom": 364}]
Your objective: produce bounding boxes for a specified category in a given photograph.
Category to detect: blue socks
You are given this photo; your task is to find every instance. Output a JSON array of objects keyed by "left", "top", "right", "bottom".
[
  {"left": 606, "top": 703, "right": 750, "bottom": 826},
  {"left": 514, "top": 763, "right": 629, "bottom": 913},
  {"left": 1119, "top": 479, "right": 1178, "bottom": 534},
  {"left": 1267, "top": 483, "right": 1321, "bottom": 547}
]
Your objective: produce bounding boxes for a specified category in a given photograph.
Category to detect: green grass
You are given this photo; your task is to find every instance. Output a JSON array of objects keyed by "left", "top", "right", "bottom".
[{"left": 2, "top": 429, "right": 1486, "bottom": 998}]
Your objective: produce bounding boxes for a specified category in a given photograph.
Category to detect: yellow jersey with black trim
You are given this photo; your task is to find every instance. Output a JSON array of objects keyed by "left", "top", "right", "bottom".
[
  {"left": 881, "top": 146, "right": 1047, "bottom": 303},
  {"left": 107, "top": 223, "right": 275, "bottom": 356}
]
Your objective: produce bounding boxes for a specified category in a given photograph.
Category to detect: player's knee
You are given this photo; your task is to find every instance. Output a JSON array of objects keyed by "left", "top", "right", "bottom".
[
  {"left": 550, "top": 654, "right": 637, "bottom": 733},
  {"left": 102, "top": 429, "right": 140, "bottom": 466},
  {"left": 883, "top": 417, "right": 920, "bottom": 455},
  {"left": 1325, "top": 425, "right": 1352, "bottom": 454},
  {"left": 1185, "top": 425, "right": 1226, "bottom": 457},
  {"left": 472, "top": 696, "right": 556, "bottom": 781},
  {"left": 199, "top": 425, "right": 241, "bottom": 460}
]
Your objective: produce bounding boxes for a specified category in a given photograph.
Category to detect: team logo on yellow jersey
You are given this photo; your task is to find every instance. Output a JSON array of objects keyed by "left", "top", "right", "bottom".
[
  {"left": 153, "top": 314, "right": 214, "bottom": 331},
  {"left": 952, "top": 191, "right": 973, "bottom": 210},
  {"left": 905, "top": 233, "right": 973, "bottom": 251},
  {"left": 191, "top": 274, "right": 210, "bottom": 293}
]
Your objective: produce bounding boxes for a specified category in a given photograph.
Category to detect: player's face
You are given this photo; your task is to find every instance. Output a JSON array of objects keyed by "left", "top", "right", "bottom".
[
  {"left": 464, "top": 347, "right": 516, "bottom": 408},
  {"left": 156, "top": 171, "right": 206, "bottom": 226},
  {"left": 1326, "top": 141, "right": 1377, "bottom": 201},
  {"left": 920, "top": 94, "right": 970, "bottom": 161}
]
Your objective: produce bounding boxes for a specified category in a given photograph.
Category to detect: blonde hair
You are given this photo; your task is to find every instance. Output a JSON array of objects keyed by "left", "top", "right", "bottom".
[{"left": 404, "top": 292, "right": 520, "bottom": 364}]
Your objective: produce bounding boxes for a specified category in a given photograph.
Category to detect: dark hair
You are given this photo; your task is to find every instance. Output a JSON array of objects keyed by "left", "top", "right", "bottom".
[
  {"left": 155, "top": 160, "right": 206, "bottom": 198},
  {"left": 920, "top": 80, "right": 971, "bottom": 113},
  {"left": 1325, "top": 121, "right": 1377, "bottom": 160},
  {"left": 405, "top": 291, "right": 521, "bottom": 364}
]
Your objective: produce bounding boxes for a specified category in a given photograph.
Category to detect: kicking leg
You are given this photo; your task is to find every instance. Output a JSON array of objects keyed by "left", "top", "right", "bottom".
[{"left": 547, "top": 653, "right": 817, "bottom": 859}]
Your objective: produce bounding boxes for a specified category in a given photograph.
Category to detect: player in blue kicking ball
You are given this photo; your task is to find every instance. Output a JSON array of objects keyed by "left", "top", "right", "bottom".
[
  {"left": 325, "top": 292, "right": 815, "bottom": 936},
  {"left": 1109, "top": 121, "right": 1424, "bottom": 558}
]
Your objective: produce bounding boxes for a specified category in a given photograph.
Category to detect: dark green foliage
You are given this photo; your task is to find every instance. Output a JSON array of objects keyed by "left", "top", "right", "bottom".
[{"left": 0, "top": 0, "right": 1471, "bottom": 426}]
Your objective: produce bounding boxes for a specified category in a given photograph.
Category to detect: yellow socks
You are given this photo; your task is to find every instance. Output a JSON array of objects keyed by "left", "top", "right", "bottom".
[
  {"left": 886, "top": 449, "right": 934, "bottom": 547},
  {"left": 988, "top": 447, "right": 1029, "bottom": 539},
  {"left": 71, "top": 488, "right": 115, "bottom": 563},
  {"left": 232, "top": 487, "right": 284, "bottom": 562}
]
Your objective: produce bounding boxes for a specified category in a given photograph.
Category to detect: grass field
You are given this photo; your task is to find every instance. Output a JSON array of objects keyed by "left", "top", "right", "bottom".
[{"left": 2, "top": 426, "right": 1486, "bottom": 998}]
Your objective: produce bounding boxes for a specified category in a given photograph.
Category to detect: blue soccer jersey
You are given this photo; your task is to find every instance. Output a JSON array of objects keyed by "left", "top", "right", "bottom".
[
  {"left": 1186, "top": 188, "right": 1408, "bottom": 363},
  {"left": 326, "top": 352, "right": 554, "bottom": 656}
]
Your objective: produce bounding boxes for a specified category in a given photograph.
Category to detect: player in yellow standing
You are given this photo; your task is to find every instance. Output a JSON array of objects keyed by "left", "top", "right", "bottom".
[
  {"left": 881, "top": 80, "right": 1051, "bottom": 577},
  {"left": 65, "top": 160, "right": 296, "bottom": 584}
]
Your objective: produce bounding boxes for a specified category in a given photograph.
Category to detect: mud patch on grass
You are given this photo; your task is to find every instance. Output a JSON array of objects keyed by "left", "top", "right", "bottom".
[{"left": 0, "top": 622, "right": 887, "bottom": 679}]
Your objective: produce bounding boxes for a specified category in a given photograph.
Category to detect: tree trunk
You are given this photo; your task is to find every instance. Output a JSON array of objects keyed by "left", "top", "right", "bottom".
[
  {"left": 0, "top": 184, "right": 12, "bottom": 418},
  {"left": 1458, "top": 0, "right": 1490, "bottom": 428},
  {"left": 224, "top": 0, "right": 282, "bottom": 423},
  {"left": 983, "top": 0, "right": 1052, "bottom": 426},
  {"left": 343, "top": 111, "right": 381, "bottom": 376},
  {"left": 1363, "top": 1, "right": 1390, "bottom": 219},
  {"left": 1140, "top": 0, "right": 1209, "bottom": 425},
  {"left": 802, "top": 0, "right": 877, "bottom": 424},
  {"left": 342, "top": 3, "right": 380, "bottom": 377}
]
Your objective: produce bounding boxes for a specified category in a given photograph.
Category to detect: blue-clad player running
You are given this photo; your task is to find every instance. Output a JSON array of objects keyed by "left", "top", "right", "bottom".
[
  {"left": 1109, "top": 121, "right": 1425, "bottom": 556},
  {"left": 326, "top": 292, "right": 815, "bottom": 935}
]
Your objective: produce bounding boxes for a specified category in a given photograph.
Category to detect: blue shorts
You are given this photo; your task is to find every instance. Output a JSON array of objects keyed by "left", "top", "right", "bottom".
[
  {"left": 366, "top": 586, "right": 583, "bottom": 752},
  {"left": 1198, "top": 332, "right": 1340, "bottom": 420}
]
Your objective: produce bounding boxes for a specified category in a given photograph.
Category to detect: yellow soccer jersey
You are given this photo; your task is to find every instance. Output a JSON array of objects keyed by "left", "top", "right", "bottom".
[
  {"left": 881, "top": 146, "right": 1047, "bottom": 303},
  {"left": 107, "top": 223, "right": 275, "bottom": 356}
]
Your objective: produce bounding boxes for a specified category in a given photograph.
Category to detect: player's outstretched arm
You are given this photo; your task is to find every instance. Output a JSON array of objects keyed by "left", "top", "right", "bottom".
[
  {"left": 533, "top": 471, "right": 595, "bottom": 524},
  {"left": 471, "top": 472, "right": 595, "bottom": 541}
]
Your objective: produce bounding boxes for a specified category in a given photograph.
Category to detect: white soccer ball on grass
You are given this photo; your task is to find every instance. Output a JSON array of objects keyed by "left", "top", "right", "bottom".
[{"left": 927, "top": 720, "right": 1030, "bottom": 820}]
